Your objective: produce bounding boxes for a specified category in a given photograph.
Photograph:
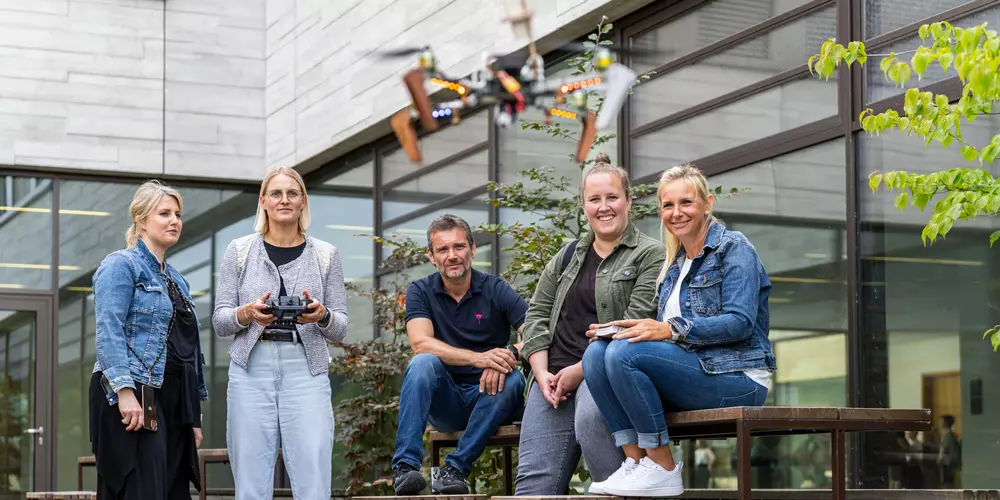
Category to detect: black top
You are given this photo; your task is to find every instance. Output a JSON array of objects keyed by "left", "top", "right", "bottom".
[
  {"left": 165, "top": 278, "right": 198, "bottom": 365},
  {"left": 549, "top": 245, "right": 602, "bottom": 374},
  {"left": 405, "top": 269, "right": 529, "bottom": 384},
  {"left": 264, "top": 240, "right": 306, "bottom": 296}
]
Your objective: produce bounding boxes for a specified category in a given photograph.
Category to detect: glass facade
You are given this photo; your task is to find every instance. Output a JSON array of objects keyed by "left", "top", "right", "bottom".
[{"left": 1, "top": 0, "right": 999, "bottom": 493}]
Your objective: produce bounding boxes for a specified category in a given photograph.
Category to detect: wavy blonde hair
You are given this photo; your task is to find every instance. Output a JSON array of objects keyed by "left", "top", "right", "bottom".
[
  {"left": 655, "top": 164, "right": 717, "bottom": 287},
  {"left": 125, "top": 180, "right": 183, "bottom": 248},
  {"left": 254, "top": 166, "right": 311, "bottom": 235}
]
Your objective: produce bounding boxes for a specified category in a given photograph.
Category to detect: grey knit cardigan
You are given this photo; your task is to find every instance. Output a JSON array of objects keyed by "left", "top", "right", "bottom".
[{"left": 212, "top": 233, "right": 349, "bottom": 376}]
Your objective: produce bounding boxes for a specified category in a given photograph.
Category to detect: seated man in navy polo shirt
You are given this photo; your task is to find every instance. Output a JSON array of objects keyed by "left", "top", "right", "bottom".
[{"left": 392, "top": 214, "right": 528, "bottom": 495}]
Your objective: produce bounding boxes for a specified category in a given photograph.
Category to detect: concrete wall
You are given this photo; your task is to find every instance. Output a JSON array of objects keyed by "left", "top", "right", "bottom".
[{"left": 0, "top": 0, "right": 266, "bottom": 180}]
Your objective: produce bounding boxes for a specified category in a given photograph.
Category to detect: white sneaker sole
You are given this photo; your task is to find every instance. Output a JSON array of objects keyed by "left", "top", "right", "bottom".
[
  {"left": 605, "top": 484, "right": 684, "bottom": 497},
  {"left": 588, "top": 483, "right": 607, "bottom": 495}
]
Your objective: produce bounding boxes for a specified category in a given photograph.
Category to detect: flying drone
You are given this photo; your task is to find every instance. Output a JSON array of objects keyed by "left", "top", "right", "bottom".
[{"left": 385, "top": 0, "right": 638, "bottom": 164}]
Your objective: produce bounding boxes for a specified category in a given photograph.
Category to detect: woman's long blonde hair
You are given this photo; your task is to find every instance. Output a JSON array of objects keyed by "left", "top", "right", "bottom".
[
  {"left": 655, "top": 164, "right": 717, "bottom": 287},
  {"left": 125, "top": 180, "right": 183, "bottom": 248},
  {"left": 254, "top": 166, "right": 311, "bottom": 235}
]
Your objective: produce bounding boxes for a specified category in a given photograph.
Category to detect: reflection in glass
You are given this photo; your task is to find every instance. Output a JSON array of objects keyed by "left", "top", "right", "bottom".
[
  {"left": 864, "top": 0, "right": 969, "bottom": 39},
  {"left": 323, "top": 160, "right": 374, "bottom": 188},
  {"left": 866, "top": 7, "right": 1000, "bottom": 103},
  {"left": 0, "top": 309, "right": 36, "bottom": 496},
  {"left": 0, "top": 176, "right": 53, "bottom": 291},
  {"left": 56, "top": 295, "right": 94, "bottom": 490},
  {"left": 859, "top": 127, "right": 999, "bottom": 489},
  {"left": 381, "top": 112, "right": 489, "bottom": 185},
  {"left": 630, "top": 0, "right": 815, "bottom": 73},
  {"left": 631, "top": 78, "right": 837, "bottom": 178},
  {"left": 382, "top": 150, "right": 489, "bottom": 221},
  {"left": 381, "top": 198, "right": 491, "bottom": 259},
  {"left": 631, "top": 7, "right": 836, "bottom": 127}
]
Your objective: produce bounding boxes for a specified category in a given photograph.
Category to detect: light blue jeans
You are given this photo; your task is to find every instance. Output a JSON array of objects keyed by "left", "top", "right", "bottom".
[{"left": 227, "top": 341, "right": 333, "bottom": 500}]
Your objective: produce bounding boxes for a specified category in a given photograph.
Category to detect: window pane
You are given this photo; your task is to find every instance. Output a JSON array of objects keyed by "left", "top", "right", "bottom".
[
  {"left": 859, "top": 119, "right": 999, "bottom": 489},
  {"left": 630, "top": 0, "right": 816, "bottom": 73},
  {"left": 382, "top": 199, "right": 489, "bottom": 259},
  {"left": 56, "top": 295, "right": 94, "bottom": 490},
  {"left": 631, "top": 78, "right": 836, "bottom": 178},
  {"left": 866, "top": 6, "right": 1000, "bottom": 103},
  {"left": 323, "top": 160, "right": 373, "bottom": 188},
  {"left": 631, "top": 7, "right": 836, "bottom": 127},
  {"left": 309, "top": 193, "right": 375, "bottom": 343},
  {"left": 865, "top": 0, "right": 970, "bottom": 39},
  {"left": 0, "top": 176, "right": 52, "bottom": 290},
  {"left": 380, "top": 111, "right": 489, "bottom": 184},
  {"left": 382, "top": 150, "right": 489, "bottom": 221}
]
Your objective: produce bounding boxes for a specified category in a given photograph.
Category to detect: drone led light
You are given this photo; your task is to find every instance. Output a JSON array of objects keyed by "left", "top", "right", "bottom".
[
  {"left": 432, "top": 108, "right": 453, "bottom": 119},
  {"left": 431, "top": 78, "right": 466, "bottom": 94},
  {"left": 549, "top": 108, "right": 577, "bottom": 119},
  {"left": 559, "top": 77, "right": 602, "bottom": 94}
]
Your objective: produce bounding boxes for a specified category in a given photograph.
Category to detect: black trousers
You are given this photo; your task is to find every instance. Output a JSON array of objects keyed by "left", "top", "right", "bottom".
[{"left": 90, "top": 368, "right": 197, "bottom": 500}]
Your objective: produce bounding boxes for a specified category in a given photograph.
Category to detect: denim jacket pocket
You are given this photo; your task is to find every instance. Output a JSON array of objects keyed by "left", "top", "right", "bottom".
[{"left": 688, "top": 267, "right": 722, "bottom": 315}]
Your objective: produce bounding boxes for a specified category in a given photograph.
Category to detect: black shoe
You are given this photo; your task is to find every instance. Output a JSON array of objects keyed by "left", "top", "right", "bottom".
[
  {"left": 393, "top": 463, "right": 426, "bottom": 496},
  {"left": 432, "top": 464, "right": 469, "bottom": 495}
]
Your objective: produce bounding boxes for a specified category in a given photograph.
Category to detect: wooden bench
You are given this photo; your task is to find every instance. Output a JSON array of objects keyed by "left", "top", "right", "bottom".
[
  {"left": 428, "top": 407, "right": 931, "bottom": 500},
  {"left": 429, "top": 424, "right": 521, "bottom": 495},
  {"left": 78, "top": 448, "right": 292, "bottom": 500},
  {"left": 26, "top": 493, "right": 96, "bottom": 500}
]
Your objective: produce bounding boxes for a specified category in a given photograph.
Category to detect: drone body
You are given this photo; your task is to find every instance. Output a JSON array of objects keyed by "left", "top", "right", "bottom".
[{"left": 387, "top": 1, "right": 637, "bottom": 164}]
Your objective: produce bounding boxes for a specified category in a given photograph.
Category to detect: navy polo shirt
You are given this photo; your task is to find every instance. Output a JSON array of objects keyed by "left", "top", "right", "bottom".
[{"left": 405, "top": 268, "right": 529, "bottom": 384}]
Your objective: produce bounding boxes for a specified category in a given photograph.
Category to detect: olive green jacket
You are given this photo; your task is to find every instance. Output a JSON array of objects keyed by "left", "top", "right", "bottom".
[{"left": 520, "top": 221, "right": 665, "bottom": 391}]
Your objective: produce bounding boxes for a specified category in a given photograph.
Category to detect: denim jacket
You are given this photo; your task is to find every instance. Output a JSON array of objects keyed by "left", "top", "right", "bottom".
[
  {"left": 92, "top": 238, "right": 209, "bottom": 406},
  {"left": 657, "top": 221, "right": 776, "bottom": 374}
]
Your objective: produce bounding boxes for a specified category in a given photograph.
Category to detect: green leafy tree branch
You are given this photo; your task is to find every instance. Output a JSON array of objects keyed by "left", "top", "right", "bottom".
[{"left": 809, "top": 21, "right": 1000, "bottom": 351}]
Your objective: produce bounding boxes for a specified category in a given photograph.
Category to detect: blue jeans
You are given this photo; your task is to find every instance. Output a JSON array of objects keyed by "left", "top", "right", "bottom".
[
  {"left": 582, "top": 339, "right": 767, "bottom": 449},
  {"left": 226, "top": 341, "right": 333, "bottom": 500},
  {"left": 392, "top": 353, "right": 525, "bottom": 476}
]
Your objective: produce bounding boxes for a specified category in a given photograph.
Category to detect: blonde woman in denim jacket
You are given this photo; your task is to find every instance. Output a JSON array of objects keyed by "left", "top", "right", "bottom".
[
  {"left": 515, "top": 153, "right": 665, "bottom": 495},
  {"left": 90, "top": 181, "right": 208, "bottom": 500},
  {"left": 213, "top": 166, "right": 348, "bottom": 500},
  {"left": 582, "top": 165, "right": 775, "bottom": 497}
]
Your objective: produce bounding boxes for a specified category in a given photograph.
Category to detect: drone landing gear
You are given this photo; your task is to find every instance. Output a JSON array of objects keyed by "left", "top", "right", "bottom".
[
  {"left": 391, "top": 109, "right": 422, "bottom": 163},
  {"left": 403, "top": 68, "right": 438, "bottom": 132},
  {"left": 575, "top": 111, "right": 598, "bottom": 163}
]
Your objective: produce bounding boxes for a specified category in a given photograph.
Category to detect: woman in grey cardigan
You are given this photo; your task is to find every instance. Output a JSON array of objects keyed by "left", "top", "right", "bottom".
[{"left": 212, "top": 166, "right": 348, "bottom": 500}]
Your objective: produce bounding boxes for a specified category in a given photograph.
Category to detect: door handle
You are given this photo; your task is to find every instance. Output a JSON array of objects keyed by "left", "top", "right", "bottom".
[{"left": 23, "top": 426, "right": 43, "bottom": 445}]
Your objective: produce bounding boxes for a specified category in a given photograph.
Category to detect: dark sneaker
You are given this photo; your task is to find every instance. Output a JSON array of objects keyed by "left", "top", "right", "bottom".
[
  {"left": 393, "top": 463, "right": 426, "bottom": 496},
  {"left": 432, "top": 464, "right": 469, "bottom": 495}
]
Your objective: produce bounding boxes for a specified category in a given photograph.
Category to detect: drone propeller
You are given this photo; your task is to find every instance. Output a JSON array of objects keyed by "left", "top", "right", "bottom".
[{"left": 375, "top": 46, "right": 432, "bottom": 58}]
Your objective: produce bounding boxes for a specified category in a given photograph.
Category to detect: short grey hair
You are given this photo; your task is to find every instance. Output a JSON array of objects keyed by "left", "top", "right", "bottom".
[{"left": 426, "top": 214, "right": 475, "bottom": 249}]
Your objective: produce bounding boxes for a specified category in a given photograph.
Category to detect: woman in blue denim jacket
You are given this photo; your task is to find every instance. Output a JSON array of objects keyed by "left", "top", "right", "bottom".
[
  {"left": 582, "top": 165, "right": 775, "bottom": 497},
  {"left": 89, "top": 181, "right": 209, "bottom": 500}
]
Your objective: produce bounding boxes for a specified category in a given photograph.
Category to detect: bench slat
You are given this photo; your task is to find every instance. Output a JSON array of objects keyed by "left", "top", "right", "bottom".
[
  {"left": 352, "top": 496, "right": 487, "bottom": 500},
  {"left": 837, "top": 408, "right": 931, "bottom": 422},
  {"left": 430, "top": 425, "right": 520, "bottom": 441},
  {"left": 666, "top": 406, "right": 840, "bottom": 425}
]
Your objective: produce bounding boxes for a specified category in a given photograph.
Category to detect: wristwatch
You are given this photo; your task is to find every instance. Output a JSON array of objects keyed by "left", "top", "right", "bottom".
[
  {"left": 319, "top": 309, "right": 332, "bottom": 327},
  {"left": 505, "top": 344, "right": 520, "bottom": 362}
]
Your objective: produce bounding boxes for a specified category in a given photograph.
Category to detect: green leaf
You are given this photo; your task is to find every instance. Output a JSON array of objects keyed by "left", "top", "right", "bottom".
[
  {"left": 931, "top": 22, "right": 944, "bottom": 40},
  {"left": 915, "top": 194, "right": 931, "bottom": 211},
  {"left": 807, "top": 55, "right": 817, "bottom": 75},
  {"left": 921, "top": 222, "right": 939, "bottom": 245},
  {"left": 894, "top": 192, "right": 909, "bottom": 210},
  {"left": 919, "top": 24, "right": 930, "bottom": 41},
  {"left": 602, "top": 23, "right": 613, "bottom": 33},
  {"left": 962, "top": 26, "right": 978, "bottom": 49},
  {"left": 911, "top": 49, "right": 930, "bottom": 77},
  {"left": 880, "top": 56, "right": 893, "bottom": 74},
  {"left": 961, "top": 144, "right": 978, "bottom": 161},
  {"left": 869, "top": 171, "right": 883, "bottom": 192},
  {"left": 938, "top": 217, "right": 954, "bottom": 237},
  {"left": 990, "top": 230, "right": 1000, "bottom": 246},
  {"left": 938, "top": 50, "right": 954, "bottom": 72},
  {"left": 896, "top": 62, "right": 912, "bottom": 86}
]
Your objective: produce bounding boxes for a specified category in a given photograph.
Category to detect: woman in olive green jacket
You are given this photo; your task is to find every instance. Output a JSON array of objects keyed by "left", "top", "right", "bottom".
[{"left": 514, "top": 153, "right": 665, "bottom": 495}]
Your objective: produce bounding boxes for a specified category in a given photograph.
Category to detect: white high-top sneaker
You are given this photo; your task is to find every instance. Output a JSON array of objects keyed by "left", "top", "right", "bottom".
[
  {"left": 605, "top": 457, "right": 685, "bottom": 497},
  {"left": 588, "top": 457, "right": 639, "bottom": 495}
]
